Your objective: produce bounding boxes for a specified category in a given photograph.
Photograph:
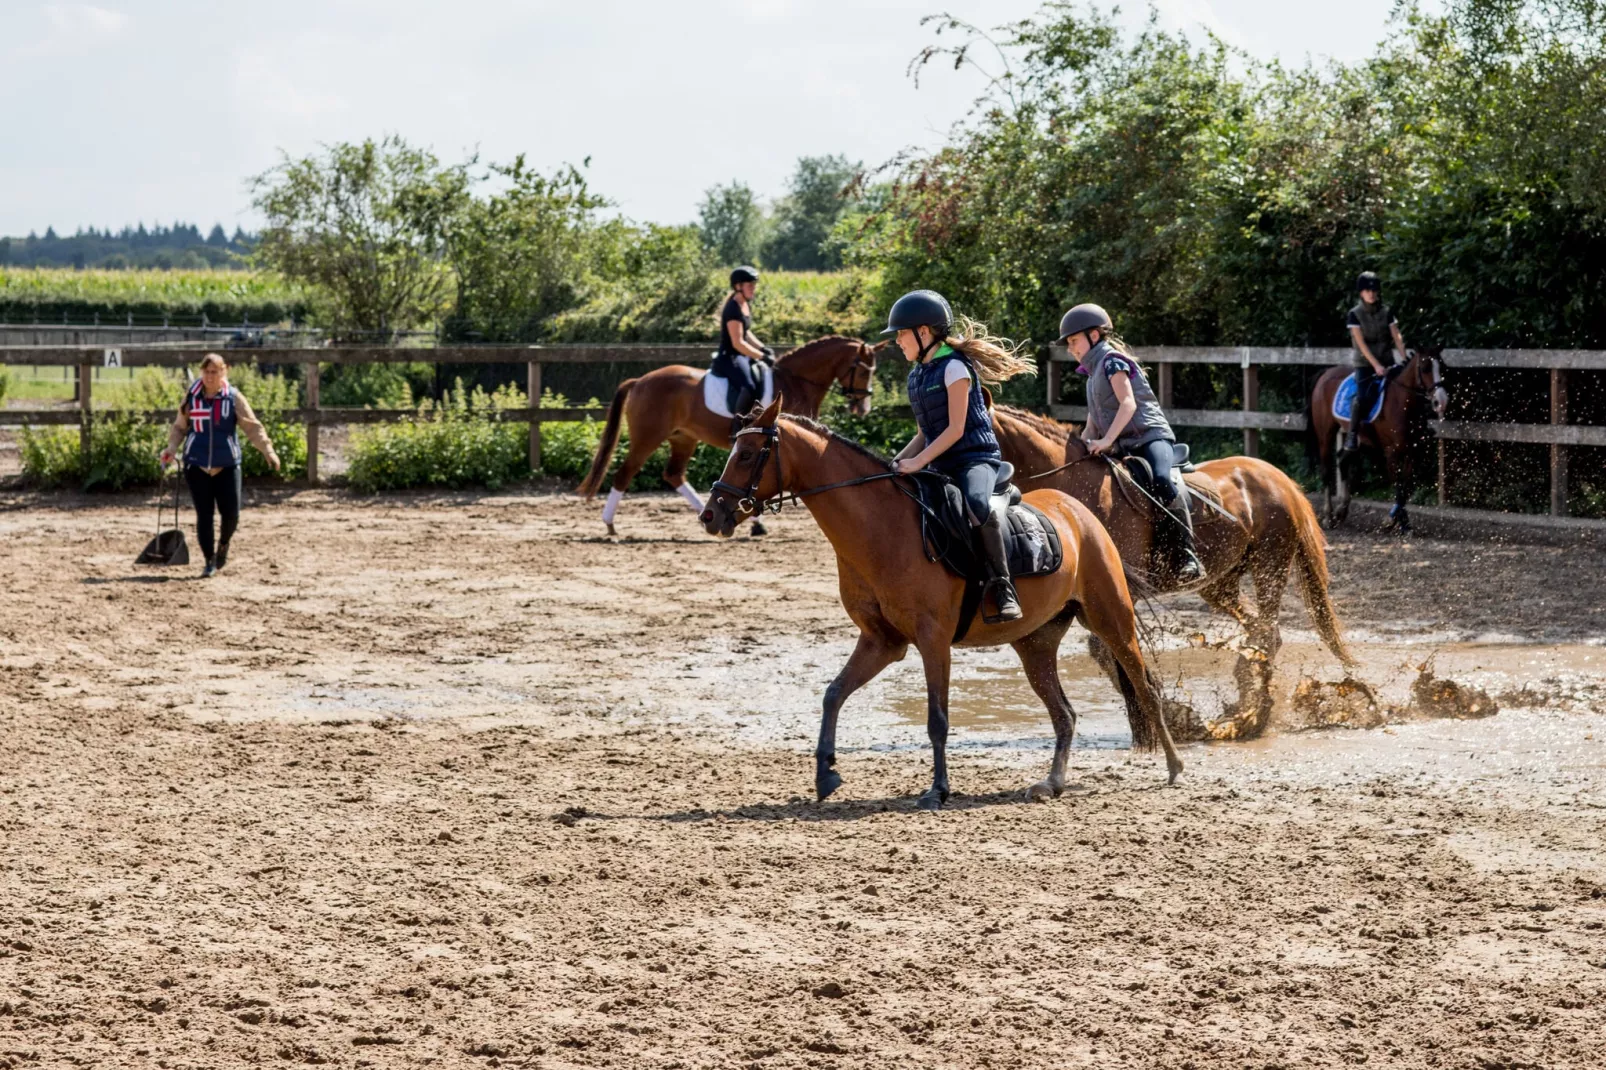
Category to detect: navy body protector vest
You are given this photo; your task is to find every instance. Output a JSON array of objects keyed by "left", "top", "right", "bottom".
[
  {"left": 182, "top": 381, "right": 242, "bottom": 469},
  {"left": 906, "top": 345, "right": 1000, "bottom": 469}
]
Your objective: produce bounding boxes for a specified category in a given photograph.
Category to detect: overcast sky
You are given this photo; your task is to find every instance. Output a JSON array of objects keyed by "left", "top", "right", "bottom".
[{"left": 0, "top": 0, "right": 1411, "bottom": 237}]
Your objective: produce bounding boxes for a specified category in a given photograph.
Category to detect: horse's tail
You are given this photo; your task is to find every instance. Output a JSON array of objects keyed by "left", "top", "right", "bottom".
[
  {"left": 1287, "top": 479, "right": 1355, "bottom": 667},
  {"left": 577, "top": 378, "right": 636, "bottom": 499}
]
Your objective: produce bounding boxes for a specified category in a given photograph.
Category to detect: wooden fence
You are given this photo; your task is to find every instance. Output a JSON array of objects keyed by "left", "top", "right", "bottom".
[
  {"left": 1047, "top": 345, "right": 1606, "bottom": 517},
  {"left": 0, "top": 344, "right": 736, "bottom": 483}
]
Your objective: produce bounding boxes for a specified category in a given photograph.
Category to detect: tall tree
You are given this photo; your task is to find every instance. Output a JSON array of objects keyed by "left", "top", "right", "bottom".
[
  {"left": 763, "top": 155, "right": 861, "bottom": 270},
  {"left": 251, "top": 136, "right": 469, "bottom": 336},
  {"left": 697, "top": 180, "right": 766, "bottom": 266}
]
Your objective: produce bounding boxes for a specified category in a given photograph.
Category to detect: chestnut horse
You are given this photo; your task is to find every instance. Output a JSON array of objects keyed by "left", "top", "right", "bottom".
[
  {"left": 991, "top": 405, "right": 1353, "bottom": 740},
  {"left": 701, "top": 399, "right": 1183, "bottom": 810},
  {"left": 577, "top": 335, "right": 881, "bottom": 535},
  {"left": 1308, "top": 349, "right": 1448, "bottom": 534}
]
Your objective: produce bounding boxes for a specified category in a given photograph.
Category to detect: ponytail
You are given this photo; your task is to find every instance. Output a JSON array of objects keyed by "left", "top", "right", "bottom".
[{"left": 944, "top": 316, "right": 1036, "bottom": 384}]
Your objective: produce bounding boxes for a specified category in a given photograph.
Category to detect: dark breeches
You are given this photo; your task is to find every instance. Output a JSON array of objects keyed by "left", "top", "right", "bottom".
[
  {"left": 1350, "top": 369, "right": 1382, "bottom": 430},
  {"left": 184, "top": 464, "right": 242, "bottom": 560},
  {"left": 1136, "top": 438, "right": 1179, "bottom": 503},
  {"left": 939, "top": 458, "right": 1001, "bottom": 526}
]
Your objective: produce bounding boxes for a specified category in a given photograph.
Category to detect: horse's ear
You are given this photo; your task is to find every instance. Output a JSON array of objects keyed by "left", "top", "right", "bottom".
[
  {"left": 757, "top": 395, "right": 782, "bottom": 426},
  {"left": 868, "top": 339, "right": 892, "bottom": 355}
]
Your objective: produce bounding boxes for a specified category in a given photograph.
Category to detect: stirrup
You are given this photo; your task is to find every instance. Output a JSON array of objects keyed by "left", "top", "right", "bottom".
[{"left": 982, "top": 578, "right": 1023, "bottom": 624}]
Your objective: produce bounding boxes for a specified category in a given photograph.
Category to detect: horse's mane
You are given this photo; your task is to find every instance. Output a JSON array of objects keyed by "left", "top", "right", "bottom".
[
  {"left": 776, "top": 335, "right": 860, "bottom": 365},
  {"left": 995, "top": 404, "right": 1077, "bottom": 445},
  {"left": 779, "top": 414, "right": 892, "bottom": 466}
]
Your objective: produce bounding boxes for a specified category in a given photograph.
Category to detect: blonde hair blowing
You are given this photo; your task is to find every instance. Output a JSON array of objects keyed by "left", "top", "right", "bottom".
[{"left": 944, "top": 315, "right": 1036, "bottom": 384}]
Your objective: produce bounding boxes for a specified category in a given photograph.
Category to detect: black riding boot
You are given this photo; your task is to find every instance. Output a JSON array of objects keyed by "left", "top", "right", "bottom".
[
  {"left": 977, "top": 511, "right": 1023, "bottom": 624},
  {"left": 1166, "top": 498, "right": 1206, "bottom": 583}
]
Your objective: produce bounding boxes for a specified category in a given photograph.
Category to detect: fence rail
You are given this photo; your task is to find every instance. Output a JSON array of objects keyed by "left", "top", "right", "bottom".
[
  {"left": 1047, "top": 345, "right": 1605, "bottom": 518},
  {"left": 0, "top": 344, "right": 806, "bottom": 484}
]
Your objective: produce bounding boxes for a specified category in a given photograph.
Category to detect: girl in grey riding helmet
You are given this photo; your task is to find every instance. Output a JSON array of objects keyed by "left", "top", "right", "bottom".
[
  {"left": 1058, "top": 303, "right": 1205, "bottom": 582},
  {"left": 886, "top": 290, "right": 1036, "bottom": 623}
]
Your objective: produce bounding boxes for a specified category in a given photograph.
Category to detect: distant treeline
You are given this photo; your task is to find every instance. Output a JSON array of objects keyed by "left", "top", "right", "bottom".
[{"left": 0, "top": 222, "right": 257, "bottom": 270}]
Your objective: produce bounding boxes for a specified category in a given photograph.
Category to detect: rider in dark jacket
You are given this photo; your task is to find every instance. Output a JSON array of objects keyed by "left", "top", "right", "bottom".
[
  {"left": 887, "top": 290, "right": 1035, "bottom": 624},
  {"left": 1059, "top": 303, "right": 1205, "bottom": 583},
  {"left": 1343, "top": 270, "right": 1407, "bottom": 453},
  {"left": 712, "top": 266, "right": 774, "bottom": 426}
]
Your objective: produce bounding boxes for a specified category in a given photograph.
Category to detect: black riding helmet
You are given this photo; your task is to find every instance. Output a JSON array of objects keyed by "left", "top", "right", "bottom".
[
  {"left": 1057, "top": 302, "right": 1112, "bottom": 343},
  {"left": 730, "top": 265, "right": 759, "bottom": 286},
  {"left": 1356, "top": 271, "right": 1381, "bottom": 295},
  {"left": 881, "top": 289, "right": 953, "bottom": 336}
]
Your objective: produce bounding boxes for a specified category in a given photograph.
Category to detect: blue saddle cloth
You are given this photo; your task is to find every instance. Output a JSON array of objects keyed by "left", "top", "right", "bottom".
[{"left": 1333, "top": 375, "right": 1385, "bottom": 423}]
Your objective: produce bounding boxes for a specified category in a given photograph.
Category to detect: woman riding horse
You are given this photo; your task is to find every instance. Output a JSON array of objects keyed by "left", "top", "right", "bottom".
[
  {"left": 712, "top": 265, "right": 774, "bottom": 423},
  {"left": 887, "top": 290, "right": 1035, "bottom": 624},
  {"left": 1059, "top": 303, "right": 1205, "bottom": 582},
  {"left": 1343, "top": 271, "right": 1409, "bottom": 456}
]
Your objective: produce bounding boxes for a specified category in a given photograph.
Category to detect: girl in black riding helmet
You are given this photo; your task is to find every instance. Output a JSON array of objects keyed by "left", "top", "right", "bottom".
[
  {"left": 1059, "top": 302, "right": 1205, "bottom": 582},
  {"left": 714, "top": 265, "right": 775, "bottom": 420},
  {"left": 886, "top": 290, "right": 1035, "bottom": 623}
]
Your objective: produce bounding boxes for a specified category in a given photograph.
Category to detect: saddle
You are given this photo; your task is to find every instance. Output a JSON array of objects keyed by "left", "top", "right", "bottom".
[
  {"left": 902, "top": 461, "right": 1063, "bottom": 642},
  {"left": 1332, "top": 372, "right": 1391, "bottom": 424},
  {"left": 704, "top": 355, "right": 774, "bottom": 420},
  {"left": 1118, "top": 441, "right": 1196, "bottom": 494}
]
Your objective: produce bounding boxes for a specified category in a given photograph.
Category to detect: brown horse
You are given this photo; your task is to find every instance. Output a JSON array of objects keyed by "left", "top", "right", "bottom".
[
  {"left": 990, "top": 405, "right": 1353, "bottom": 740},
  {"left": 577, "top": 335, "right": 881, "bottom": 535},
  {"left": 1308, "top": 349, "right": 1448, "bottom": 534},
  {"left": 701, "top": 398, "right": 1183, "bottom": 810}
]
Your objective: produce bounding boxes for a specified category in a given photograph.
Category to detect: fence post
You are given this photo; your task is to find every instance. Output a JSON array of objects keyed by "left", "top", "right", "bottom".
[
  {"left": 528, "top": 360, "right": 542, "bottom": 473},
  {"left": 1551, "top": 368, "right": 1568, "bottom": 516},
  {"left": 1437, "top": 440, "right": 1447, "bottom": 506},
  {"left": 1045, "top": 350, "right": 1062, "bottom": 412},
  {"left": 78, "top": 363, "right": 92, "bottom": 464},
  {"left": 1241, "top": 358, "right": 1259, "bottom": 457},
  {"left": 305, "top": 363, "right": 320, "bottom": 485},
  {"left": 1158, "top": 361, "right": 1174, "bottom": 409}
]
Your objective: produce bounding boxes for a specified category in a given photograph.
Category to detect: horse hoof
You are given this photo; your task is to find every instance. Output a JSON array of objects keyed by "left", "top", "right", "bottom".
[
  {"left": 1026, "top": 781, "right": 1055, "bottom": 804},
  {"left": 917, "top": 788, "right": 947, "bottom": 811},
  {"left": 604, "top": 523, "right": 617, "bottom": 537},
  {"left": 749, "top": 520, "right": 768, "bottom": 537},
  {"left": 1166, "top": 758, "right": 1184, "bottom": 785},
  {"left": 816, "top": 769, "right": 843, "bottom": 802}
]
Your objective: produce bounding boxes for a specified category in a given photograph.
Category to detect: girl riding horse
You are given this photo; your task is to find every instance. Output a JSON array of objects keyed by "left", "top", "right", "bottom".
[
  {"left": 886, "top": 290, "right": 1035, "bottom": 623},
  {"left": 1058, "top": 303, "right": 1205, "bottom": 582}
]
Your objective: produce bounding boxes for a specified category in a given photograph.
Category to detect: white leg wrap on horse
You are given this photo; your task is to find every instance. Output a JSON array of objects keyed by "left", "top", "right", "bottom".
[
  {"left": 601, "top": 488, "right": 624, "bottom": 525},
  {"left": 675, "top": 482, "right": 706, "bottom": 512}
]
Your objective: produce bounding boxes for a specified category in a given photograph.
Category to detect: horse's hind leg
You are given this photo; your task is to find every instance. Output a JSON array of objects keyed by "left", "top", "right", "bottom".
[
  {"left": 1076, "top": 595, "right": 1183, "bottom": 784},
  {"left": 1013, "top": 608, "right": 1078, "bottom": 802},
  {"left": 914, "top": 629, "right": 953, "bottom": 810},
  {"left": 662, "top": 432, "right": 704, "bottom": 514}
]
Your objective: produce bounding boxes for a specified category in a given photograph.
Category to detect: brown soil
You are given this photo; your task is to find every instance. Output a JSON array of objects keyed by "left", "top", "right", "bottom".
[{"left": 2, "top": 488, "right": 1604, "bottom": 1069}]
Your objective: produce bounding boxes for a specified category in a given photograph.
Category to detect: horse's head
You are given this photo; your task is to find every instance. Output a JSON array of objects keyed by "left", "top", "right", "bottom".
[
  {"left": 836, "top": 339, "right": 883, "bottom": 417},
  {"left": 703, "top": 396, "right": 786, "bottom": 537},
  {"left": 1409, "top": 347, "right": 1450, "bottom": 419}
]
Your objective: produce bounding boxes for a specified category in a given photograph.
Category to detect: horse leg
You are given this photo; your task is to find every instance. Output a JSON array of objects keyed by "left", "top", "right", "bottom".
[
  {"left": 1197, "top": 560, "right": 1250, "bottom": 632},
  {"left": 1013, "top": 610, "right": 1078, "bottom": 802},
  {"left": 1384, "top": 449, "right": 1413, "bottom": 536},
  {"left": 1319, "top": 426, "right": 1338, "bottom": 527},
  {"left": 816, "top": 632, "right": 906, "bottom": 801},
  {"left": 661, "top": 431, "right": 706, "bottom": 515},
  {"left": 914, "top": 632, "right": 952, "bottom": 810},
  {"left": 1075, "top": 597, "right": 1183, "bottom": 784},
  {"left": 1333, "top": 428, "right": 1353, "bottom": 525},
  {"left": 1220, "top": 548, "right": 1289, "bottom": 740},
  {"left": 601, "top": 436, "right": 664, "bottom": 537}
]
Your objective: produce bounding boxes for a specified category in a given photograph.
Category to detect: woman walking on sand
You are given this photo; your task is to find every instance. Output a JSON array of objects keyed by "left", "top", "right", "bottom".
[{"left": 158, "top": 353, "right": 280, "bottom": 578}]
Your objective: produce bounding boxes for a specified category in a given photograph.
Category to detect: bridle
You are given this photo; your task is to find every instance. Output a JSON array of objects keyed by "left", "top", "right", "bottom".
[
  {"left": 1399, "top": 351, "right": 1449, "bottom": 418},
  {"left": 834, "top": 350, "right": 876, "bottom": 403},
  {"left": 709, "top": 422, "right": 901, "bottom": 520}
]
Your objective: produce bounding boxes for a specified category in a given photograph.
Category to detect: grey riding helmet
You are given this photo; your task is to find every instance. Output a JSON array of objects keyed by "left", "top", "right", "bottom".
[
  {"left": 1356, "top": 271, "right": 1381, "bottom": 295},
  {"left": 730, "top": 265, "right": 759, "bottom": 286},
  {"left": 1057, "top": 302, "right": 1113, "bottom": 342},
  {"left": 881, "top": 290, "right": 954, "bottom": 336}
]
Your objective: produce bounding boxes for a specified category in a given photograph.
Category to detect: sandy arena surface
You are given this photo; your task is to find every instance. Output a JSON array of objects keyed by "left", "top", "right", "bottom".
[{"left": 2, "top": 486, "right": 1604, "bottom": 1069}]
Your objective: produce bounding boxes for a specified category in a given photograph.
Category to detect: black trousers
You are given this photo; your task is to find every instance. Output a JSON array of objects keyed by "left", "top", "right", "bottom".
[
  {"left": 1349, "top": 368, "right": 1382, "bottom": 431},
  {"left": 935, "top": 457, "right": 1002, "bottom": 526},
  {"left": 184, "top": 464, "right": 242, "bottom": 561}
]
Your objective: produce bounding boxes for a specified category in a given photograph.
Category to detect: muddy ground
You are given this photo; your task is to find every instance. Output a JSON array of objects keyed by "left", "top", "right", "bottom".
[{"left": 1, "top": 487, "right": 1604, "bottom": 1069}]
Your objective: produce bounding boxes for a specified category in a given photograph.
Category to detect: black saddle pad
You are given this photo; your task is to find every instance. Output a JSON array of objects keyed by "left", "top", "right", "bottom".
[{"left": 904, "top": 472, "right": 1062, "bottom": 583}]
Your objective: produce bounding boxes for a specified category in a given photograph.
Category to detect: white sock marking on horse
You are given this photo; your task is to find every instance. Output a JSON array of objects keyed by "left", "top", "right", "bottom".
[
  {"left": 675, "top": 482, "right": 706, "bottom": 512},
  {"left": 601, "top": 488, "right": 624, "bottom": 525}
]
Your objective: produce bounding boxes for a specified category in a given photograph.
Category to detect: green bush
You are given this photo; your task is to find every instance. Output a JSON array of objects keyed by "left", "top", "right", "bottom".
[
  {"left": 0, "top": 368, "right": 8, "bottom": 404},
  {"left": 17, "top": 366, "right": 303, "bottom": 488},
  {"left": 345, "top": 380, "right": 531, "bottom": 492},
  {"left": 319, "top": 361, "right": 432, "bottom": 408}
]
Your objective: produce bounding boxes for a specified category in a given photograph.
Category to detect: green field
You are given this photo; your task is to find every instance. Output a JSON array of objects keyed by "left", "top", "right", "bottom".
[{"left": 0, "top": 267, "right": 313, "bottom": 326}]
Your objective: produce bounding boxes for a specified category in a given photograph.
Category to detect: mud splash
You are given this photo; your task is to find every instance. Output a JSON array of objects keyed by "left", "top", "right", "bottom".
[{"left": 1284, "top": 659, "right": 1498, "bottom": 731}]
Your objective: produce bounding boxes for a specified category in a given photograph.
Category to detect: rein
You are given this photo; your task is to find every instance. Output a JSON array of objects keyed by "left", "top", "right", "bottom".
[{"left": 710, "top": 423, "right": 902, "bottom": 517}]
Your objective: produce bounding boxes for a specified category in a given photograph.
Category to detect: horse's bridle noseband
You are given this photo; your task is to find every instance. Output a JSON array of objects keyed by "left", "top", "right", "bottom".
[{"left": 711, "top": 424, "right": 785, "bottom": 518}]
